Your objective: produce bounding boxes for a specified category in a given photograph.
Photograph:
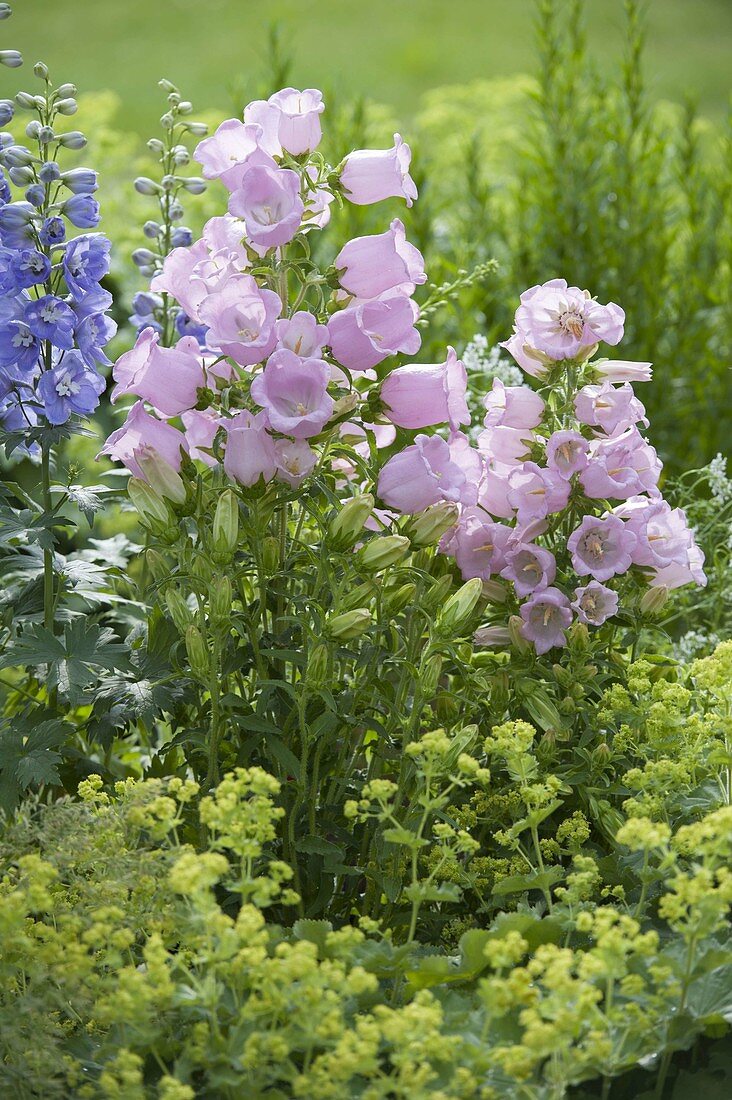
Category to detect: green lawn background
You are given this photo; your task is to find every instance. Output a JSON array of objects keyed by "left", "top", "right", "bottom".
[{"left": 1, "top": 0, "right": 730, "bottom": 134}]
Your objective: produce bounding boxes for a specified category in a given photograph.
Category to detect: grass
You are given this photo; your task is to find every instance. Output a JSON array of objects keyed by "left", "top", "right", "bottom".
[{"left": 1, "top": 0, "right": 731, "bottom": 136}]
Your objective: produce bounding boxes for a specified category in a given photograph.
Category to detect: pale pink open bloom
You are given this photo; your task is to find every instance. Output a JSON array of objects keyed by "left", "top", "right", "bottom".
[
  {"left": 335, "top": 218, "right": 426, "bottom": 299},
  {"left": 500, "top": 332, "right": 552, "bottom": 379},
  {"left": 520, "top": 587, "right": 573, "bottom": 654},
  {"left": 377, "top": 434, "right": 466, "bottom": 513},
  {"left": 452, "top": 510, "right": 513, "bottom": 581},
  {"left": 266, "top": 87, "right": 325, "bottom": 155},
  {"left": 483, "top": 378, "right": 545, "bottom": 430},
  {"left": 613, "top": 496, "right": 707, "bottom": 589},
  {"left": 572, "top": 581, "right": 619, "bottom": 626},
  {"left": 501, "top": 543, "right": 556, "bottom": 597},
  {"left": 567, "top": 514, "right": 636, "bottom": 582},
  {"left": 546, "top": 430, "right": 589, "bottom": 480},
  {"left": 274, "top": 312, "right": 328, "bottom": 358},
  {"left": 198, "top": 274, "right": 281, "bottom": 366},
  {"left": 507, "top": 462, "right": 571, "bottom": 522},
  {"left": 274, "top": 438, "right": 317, "bottom": 486},
  {"left": 229, "top": 165, "right": 304, "bottom": 249},
  {"left": 222, "top": 409, "right": 277, "bottom": 487},
  {"left": 513, "top": 279, "right": 624, "bottom": 361},
  {"left": 250, "top": 350, "right": 333, "bottom": 439},
  {"left": 380, "top": 347, "right": 469, "bottom": 431},
  {"left": 150, "top": 216, "right": 248, "bottom": 323},
  {"left": 580, "top": 427, "right": 662, "bottom": 501},
  {"left": 476, "top": 462, "right": 515, "bottom": 520},
  {"left": 328, "top": 291, "right": 421, "bottom": 372},
  {"left": 448, "top": 431, "right": 484, "bottom": 504},
  {"left": 97, "top": 401, "right": 187, "bottom": 479},
  {"left": 478, "top": 425, "right": 534, "bottom": 466},
  {"left": 194, "top": 119, "right": 275, "bottom": 191},
  {"left": 574, "top": 381, "right": 647, "bottom": 436},
  {"left": 182, "top": 409, "right": 219, "bottom": 466},
  {"left": 111, "top": 329, "right": 205, "bottom": 418},
  {"left": 340, "top": 134, "right": 418, "bottom": 207}
]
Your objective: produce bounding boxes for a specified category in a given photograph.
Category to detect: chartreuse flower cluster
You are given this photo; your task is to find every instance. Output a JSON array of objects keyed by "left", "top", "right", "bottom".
[{"left": 1, "top": 766, "right": 731, "bottom": 1099}]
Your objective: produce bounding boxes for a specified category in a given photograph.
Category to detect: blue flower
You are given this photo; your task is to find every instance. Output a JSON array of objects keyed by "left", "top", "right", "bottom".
[
  {"left": 36, "top": 351, "right": 105, "bottom": 424},
  {"left": 0, "top": 200, "right": 37, "bottom": 247},
  {"left": 25, "top": 183, "right": 45, "bottom": 208},
  {"left": 0, "top": 320, "right": 41, "bottom": 372},
  {"left": 0, "top": 391, "right": 40, "bottom": 455},
  {"left": 171, "top": 226, "right": 193, "bottom": 248},
  {"left": 0, "top": 100, "right": 14, "bottom": 127},
  {"left": 0, "top": 244, "right": 17, "bottom": 293},
  {"left": 11, "top": 248, "right": 52, "bottom": 289},
  {"left": 62, "top": 234, "right": 111, "bottom": 300},
  {"left": 0, "top": 167, "right": 10, "bottom": 205},
  {"left": 39, "top": 216, "right": 65, "bottom": 247},
  {"left": 60, "top": 194, "right": 100, "bottom": 229},
  {"left": 24, "top": 295, "right": 76, "bottom": 350},
  {"left": 60, "top": 167, "right": 98, "bottom": 195},
  {"left": 76, "top": 310, "right": 117, "bottom": 368},
  {"left": 39, "top": 161, "right": 61, "bottom": 184},
  {"left": 176, "top": 311, "right": 208, "bottom": 346}
]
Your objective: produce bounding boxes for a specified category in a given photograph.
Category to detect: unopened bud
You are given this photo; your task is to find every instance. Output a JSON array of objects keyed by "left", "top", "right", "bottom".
[
  {"left": 185, "top": 625, "right": 209, "bottom": 679},
  {"left": 356, "top": 534, "right": 410, "bottom": 572},
  {"left": 57, "top": 130, "right": 86, "bottom": 149},
  {"left": 55, "top": 98, "right": 77, "bottom": 116},
  {"left": 262, "top": 535, "right": 280, "bottom": 575},
  {"left": 0, "top": 51, "right": 23, "bottom": 69},
  {"left": 306, "top": 643, "right": 329, "bottom": 687},
  {"left": 435, "top": 691, "right": 459, "bottom": 723},
  {"left": 639, "top": 585, "right": 668, "bottom": 617},
  {"left": 382, "top": 582, "right": 416, "bottom": 617},
  {"left": 473, "top": 625, "right": 511, "bottom": 648},
  {"left": 56, "top": 83, "right": 77, "bottom": 97},
  {"left": 184, "top": 121, "right": 208, "bottom": 136},
  {"left": 137, "top": 452, "right": 186, "bottom": 505},
  {"left": 127, "top": 477, "right": 170, "bottom": 526},
  {"left": 166, "top": 589, "right": 193, "bottom": 634},
  {"left": 14, "top": 92, "right": 37, "bottom": 110},
  {"left": 134, "top": 175, "right": 161, "bottom": 196},
  {"left": 328, "top": 493, "right": 374, "bottom": 549},
  {"left": 508, "top": 614, "right": 531, "bottom": 653},
  {"left": 181, "top": 176, "right": 206, "bottom": 194},
  {"left": 145, "top": 548, "right": 169, "bottom": 582},
  {"left": 327, "top": 608, "right": 371, "bottom": 641},
  {"left": 212, "top": 489, "right": 239, "bottom": 560},
  {"left": 339, "top": 580, "right": 377, "bottom": 612},
  {"left": 481, "top": 579, "right": 508, "bottom": 604},
  {"left": 436, "top": 577, "right": 483, "bottom": 636},
  {"left": 567, "top": 620, "right": 590, "bottom": 652},
  {"left": 423, "top": 574, "right": 454, "bottom": 614},
  {"left": 420, "top": 654, "right": 443, "bottom": 697},
  {"left": 32, "top": 61, "right": 49, "bottom": 80},
  {"left": 210, "top": 575, "right": 232, "bottom": 625},
  {"left": 404, "top": 501, "right": 459, "bottom": 547}
]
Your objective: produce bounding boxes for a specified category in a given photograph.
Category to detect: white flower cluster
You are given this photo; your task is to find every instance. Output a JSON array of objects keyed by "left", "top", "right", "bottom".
[
  {"left": 675, "top": 629, "right": 721, "bottom": 663},
  {"left": 707, "top": 453, "right": 732, "bottom": 503},
  {"left": 462, "top": 334, "right": 524, "bottom": 387}
]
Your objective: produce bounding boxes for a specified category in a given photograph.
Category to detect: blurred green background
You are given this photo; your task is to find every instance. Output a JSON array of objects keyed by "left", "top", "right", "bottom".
[{"left": 2, "top": 0, "right": 731, "bottom": 132}]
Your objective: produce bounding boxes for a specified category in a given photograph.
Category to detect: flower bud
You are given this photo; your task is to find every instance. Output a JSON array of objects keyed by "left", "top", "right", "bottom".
[
  {"left": 185, "top": 625, "right": 209, "bottom": 679},
  {"left": 382, "top": 582, "right": 416, "bottom": 617},
  {"left": 639, "top": 585, "right": 669, "bottom": 617},
  {"left": 137, "top": 450, "right": 187, "bottom": 504},
  {"left": 32, "top": 61, "right": 49, "bottom": 79},
  {"left": 184, "top": 121, "right": 208, "bottom": 136},
  {"left": 57, "top": 130, "right": 86, "bottom": 149},
  {"left": 404, "top": 501, "right": 459, "bottom": 547},
  {"left": 525, "top": 690, "right": 562, "bottom": 732},
  {"left": 147, "top": 138, "right": 165, "bottom": 154},
  {"left": 0, "top": 99, "right": 12, "bottom": 126},
  {"left": 4, "top": 143, "right": 33, "bottom": 165},
  {"left": 436, "top": 578, "right": 483, "bottom": 637},
  {"left": 567, "top": 620, "right": 591, "bottom": 652},
  {"left": 435, "top": 691, "right": 459, "bottom": 723},
  {"left": 55, "top": 98, "right": 77, "bottom": 116},
  {"left": 132, "top": 247, "right": 157, "bottom": 267},
  {"left": 8, "top": 165, "right": 33, "bottom": 185},
  {"left": 423, "top": 574, "right": 454, "bottom": 614},
  {"left": 339, "top": 580, "right": 377, "bottom": 613},
  {"left": 508, "top": 614, "right": 531, "bottom": 653},
  {"left": 356, "top": 535, "right": 410, "bottom": 572},
  {"left": 327, "top": 608, "right": 371, "bottom": 641},
  {"left": 262, "top": 535, "right": 280, "bottom": 575},
  {"left": 166, "top": 589, "right": 193, "bottom": 634},
  {"left": 145, "top": 548, "right": 170, "bottom": 582},
  {"left": 181, "top": 176, "right": 206, "bottom": 194},
  {"left": 0, "top": 50, "right": 23, "bottom": 69},
  {"left": 420, "top": 654, "right": 443, "bottom": 697},
  {"left": 210, "top": 575, "right": 233, "bottom": 625},
  {"left": 24, "top": 120, "right": 41, "bottom": 139},
  {"left": 56, "top": 83, "right": 77, "bottom": 97},
  {"left": 14, "top": 92, "right": 36, "bottom": 110},
  {"left": 159, "top": 78, "right": 179, "bottom": 93},
  {"left": 481, "top": 579, "right": 508, "bottom": 604},
  {"left": 38, "top": 125, "right": 55, "bottom": 144},
  {"left": 0, "top": 5, "right": 13, "bottom": 20},
  {"left": 212, "top": 489, "right": 239, "bottom": 561},
  {"left": 328, "top": 493, "right": 374, "bottom": 549},
  {"left": 306, "top": 643, "right": 329, "bottom": 687},
  {"left": 473, "top": 625, "right": 511, "bottom": 648},
  {"left": 134, "top": 176, "right": 161, "bottom": 196},
  {"left": 127, "top": 477, "right": 171, "bottom": 526}
]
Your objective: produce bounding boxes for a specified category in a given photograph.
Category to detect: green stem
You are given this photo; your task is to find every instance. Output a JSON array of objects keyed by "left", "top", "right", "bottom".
[{"left": 203, "top": 634, "right": 223, "bottom": 791}]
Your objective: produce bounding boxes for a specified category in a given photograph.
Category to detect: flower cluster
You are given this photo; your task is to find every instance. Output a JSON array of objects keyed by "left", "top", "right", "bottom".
[
  {"left": 378, "top": 279, "right": 706, "bottom": 654},
  {"left": 0, "top": 63, "right": 114, "bottom": 442},
  {"left": 100, "top": 86, "right": 423, "bottom": 494}
]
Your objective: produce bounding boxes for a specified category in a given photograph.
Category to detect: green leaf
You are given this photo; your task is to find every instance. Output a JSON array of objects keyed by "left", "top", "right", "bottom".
[
  {"left": 492, "top": 866, "right": 565, "bottom": 897},
  {"left": 295, "top": 836, "right": 345, "bottom": 859}
]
